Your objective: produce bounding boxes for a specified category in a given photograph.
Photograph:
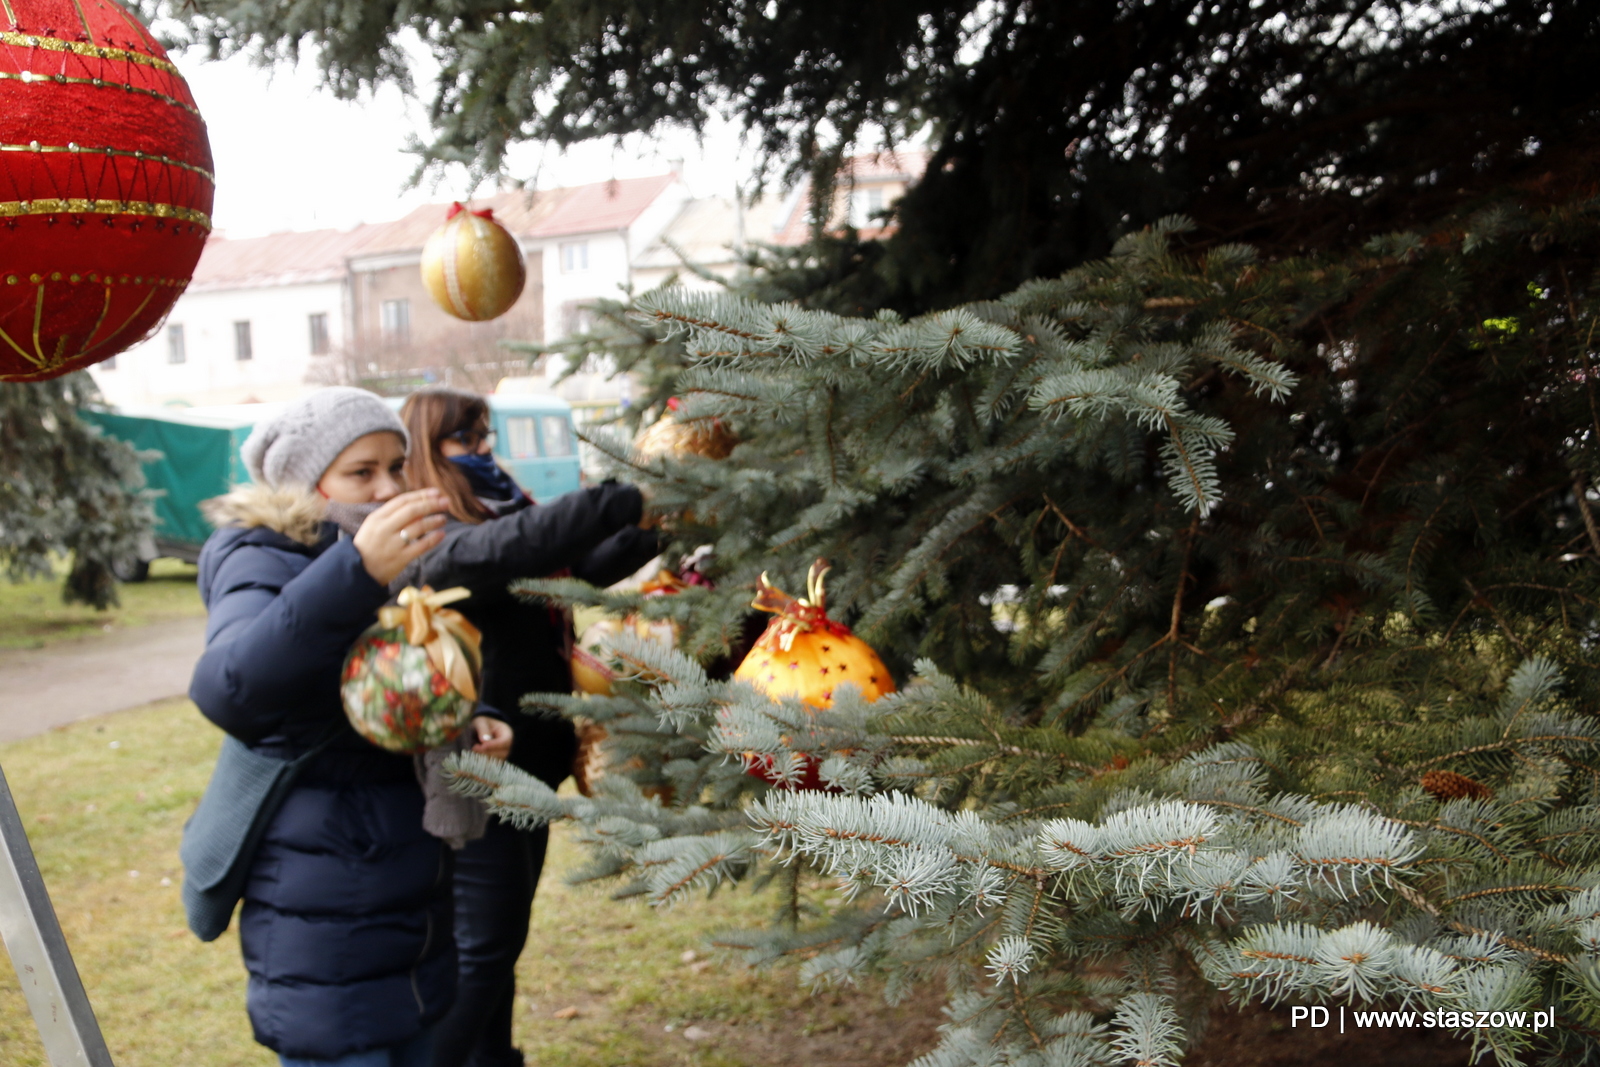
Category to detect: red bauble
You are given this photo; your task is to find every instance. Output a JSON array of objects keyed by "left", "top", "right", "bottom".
[{"left": 0, "top": 0, "right": 213, "bottom": 381}]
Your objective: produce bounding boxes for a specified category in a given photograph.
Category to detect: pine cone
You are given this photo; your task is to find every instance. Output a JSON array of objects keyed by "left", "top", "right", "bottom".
[{"left": 1421, "top": 770, "right": 1494, "bottom": 802}]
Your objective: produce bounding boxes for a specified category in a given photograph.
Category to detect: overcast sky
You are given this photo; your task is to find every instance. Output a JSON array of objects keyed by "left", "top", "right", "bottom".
[{"left": 176, "top": 47, "right": 754, "bottom": 239}]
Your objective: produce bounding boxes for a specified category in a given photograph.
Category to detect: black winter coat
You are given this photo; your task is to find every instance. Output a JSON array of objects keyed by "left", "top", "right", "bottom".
[
  {"left": 189, "top": 485, "right": 455, "bottom": 1060},
  {"left": 395, "top": 482, "right": 659, "bottom": 786}
]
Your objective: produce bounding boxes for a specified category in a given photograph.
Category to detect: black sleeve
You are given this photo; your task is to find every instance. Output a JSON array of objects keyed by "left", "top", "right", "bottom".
[
  {"left": 571, "top": 525, "right": 661, "bottom": 589},
  {"left": 473, "top": 702, "right": 509, "bottom": 723},
  {"left": 405, "top": 483, "right": 644, "bottom": 594}
]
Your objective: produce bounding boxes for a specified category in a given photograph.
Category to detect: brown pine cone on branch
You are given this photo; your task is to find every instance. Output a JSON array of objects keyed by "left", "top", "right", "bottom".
[{"left": 1420, "top": 770, "right": 1494, "bottom": 802}]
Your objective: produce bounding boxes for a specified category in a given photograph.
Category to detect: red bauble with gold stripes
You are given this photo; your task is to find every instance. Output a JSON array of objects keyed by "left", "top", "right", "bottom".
[{"left": 0, "top": 0, "right": 213, "bottom": 381}]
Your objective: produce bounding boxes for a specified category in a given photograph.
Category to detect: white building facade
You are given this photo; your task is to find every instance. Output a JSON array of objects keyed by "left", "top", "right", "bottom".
[
  {"left": 87, "top": 160, "right": 924, "bottom": 409},
  {"left": 94, "top": 279, "right": 347, "bottom": 408},
  {"left": 525, "top": 174, "right": 691, "bottom": 342},
  {"left": 89, "top": 226, "right": 370, "bottom": 408}
]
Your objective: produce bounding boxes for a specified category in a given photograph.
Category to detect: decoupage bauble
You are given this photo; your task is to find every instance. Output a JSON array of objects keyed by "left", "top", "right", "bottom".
[
  {"left": 420, "top": 202, "right": 526, "bottom": 322},
  {"left": 341, "top": 587, "right": 483, "bottom": 754},
  {"left": 572, "top": 613, "right": 678, "bottom": 696},
  {"left": 570, "top": 641, "right": 617, "bottom": 697},
  {"left": 342, "top": 632, "right": 478, "bottom": 753},
  {"left": 732, "top": 562, "right": 893, "bottom": 790},
  {"left": 0, "top": 0, "right": 213, "bottom": 381}
]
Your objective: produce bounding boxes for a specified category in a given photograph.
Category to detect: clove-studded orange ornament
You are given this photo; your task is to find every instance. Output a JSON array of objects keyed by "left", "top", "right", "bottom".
[
  {"left": 569, "top": 568, "right": 691, "bottom": 797},
  {"left": 420, "top": 202, "right": 526, "bottom": 322},
  {"left": 0, "top": 0, "right": 214, "bottom": 380},
  {"left": 732, "top": 561, "right": 893, "bottom": 788},
  {"left": 734, "top": 563, "right": 893, "bottom": 708}
]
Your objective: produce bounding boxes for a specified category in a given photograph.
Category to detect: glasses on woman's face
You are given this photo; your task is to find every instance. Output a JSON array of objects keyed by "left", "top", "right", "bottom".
[{"left": 445, "top": 427, "right": 496, "bottom": 452}]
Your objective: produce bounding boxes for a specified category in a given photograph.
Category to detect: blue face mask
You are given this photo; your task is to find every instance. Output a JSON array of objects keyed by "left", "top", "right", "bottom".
[{"left": 450, "top": 452, "right": 520, "bottom": 501}]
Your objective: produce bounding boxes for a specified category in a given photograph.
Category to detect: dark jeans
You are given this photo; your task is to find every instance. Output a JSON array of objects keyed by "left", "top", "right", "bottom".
[{"left": 430, "top": 819, "right": 549, "bottom": 1067}]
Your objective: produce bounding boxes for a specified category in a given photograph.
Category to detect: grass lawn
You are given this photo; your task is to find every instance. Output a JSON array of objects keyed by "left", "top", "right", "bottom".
[
  {"left": 0, "top": 560, "right": 205, "bottom": 651},
  {"left": 0, "top": 700, "right": 942, "bottom": 1067}
]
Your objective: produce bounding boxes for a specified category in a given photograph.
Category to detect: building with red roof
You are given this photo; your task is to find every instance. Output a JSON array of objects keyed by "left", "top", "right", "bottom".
[
  {"left": 630, "top": 150, "right": 929, "bottom": 294},
  {"left": 91, "top": 173, "right": 689, "bottom": 406},
  {"left": 88, "top": 155, "right": 923, "bottom": 407}
]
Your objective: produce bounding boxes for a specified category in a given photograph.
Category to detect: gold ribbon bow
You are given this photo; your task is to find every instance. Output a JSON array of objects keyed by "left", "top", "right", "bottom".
[
  {"left": 378, "top": 586, "right": 483, "bottom": 702},
  {"left": 640, "top": 569, "right": 688, "bottom": 597},
  {"left": 750, "top": 561, "right": 850, "bottom": 652}
]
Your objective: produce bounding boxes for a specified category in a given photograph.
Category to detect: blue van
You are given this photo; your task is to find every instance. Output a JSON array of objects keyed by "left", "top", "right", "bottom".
[
  {"left": 484, "top": 394, "right": 583, "bottom": 501},
  {"left": 380, "top": 394, "right": 582, "bottom": 501}
]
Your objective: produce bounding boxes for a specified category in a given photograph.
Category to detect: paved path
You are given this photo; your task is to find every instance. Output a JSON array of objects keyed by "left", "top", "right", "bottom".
[{"left": 0, "top": 616, "right": 207, "bottom": 742}]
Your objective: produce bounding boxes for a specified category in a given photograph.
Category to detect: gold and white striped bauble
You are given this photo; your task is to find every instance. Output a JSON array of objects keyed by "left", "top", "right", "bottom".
[{"left": 420, "top": 203, "right": 526, "bottom": 322}]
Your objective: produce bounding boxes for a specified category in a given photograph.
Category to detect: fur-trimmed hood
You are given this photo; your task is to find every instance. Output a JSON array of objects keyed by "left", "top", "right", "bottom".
[{"left": 201, "top": 483, "right": 327, "bottom": 546}]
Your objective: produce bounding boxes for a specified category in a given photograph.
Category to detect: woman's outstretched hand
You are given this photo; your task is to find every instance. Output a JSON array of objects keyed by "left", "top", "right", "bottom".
[
  {"left": 353, "top": 489, "right": 451, "bottom": 585},
  {"left": 470, "top": 716, "right": 513, "bottom": 761},
  {"left": 635, "top": 483, "right": 670, "bottom": 531}
]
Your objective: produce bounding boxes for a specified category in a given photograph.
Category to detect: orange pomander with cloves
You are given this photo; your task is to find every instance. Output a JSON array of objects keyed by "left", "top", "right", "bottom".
[
  {"left": 731, "top": 562, "right": 893, "bottom": 790},
  {"left": 733, "top": 563, "right": 894, "bottom": 708}
]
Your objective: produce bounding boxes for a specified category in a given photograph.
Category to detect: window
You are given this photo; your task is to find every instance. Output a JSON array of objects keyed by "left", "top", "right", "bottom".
[
  {"left": 559, "top": 301, "right": 595, "bottom": 337},
  {"left": 849, "top": 185, "right": 887, "bottom": 228},
  {"left": 560, "top": 241, "right": 589, "bottom": 273},
  {"left": 167, "top": 323, "right": 185, "bottom": 364},
  {"left": 380, "top": 299, "right": 410, "bottom": 344},
  {"left": 233, "top": 321, "right": 252, "bottom": 361},
  {"left": 504, "top": 417, "right": 537, "bottom": 459},
  {"left": 540, "top": 415, "right": 574, "bottom": 457},
  {"left": 308, "top": 312, "right": 330, "bottom": 355}
]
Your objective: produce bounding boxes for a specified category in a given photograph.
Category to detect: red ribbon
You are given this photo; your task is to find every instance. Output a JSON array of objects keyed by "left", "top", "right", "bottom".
[{"left": 446, "top": 202, "right": 497, "bottom": 221}]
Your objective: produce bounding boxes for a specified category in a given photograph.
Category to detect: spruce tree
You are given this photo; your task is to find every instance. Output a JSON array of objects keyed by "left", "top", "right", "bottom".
[
  {"left": 0, "top": 375, "right": 154, "bottom": 609},
  {"left": 173, "top": 0, "right": 1600, "bottom": 310},
  {"left": 449, "top": 197, "right": 1600, "bottom": 1064}
]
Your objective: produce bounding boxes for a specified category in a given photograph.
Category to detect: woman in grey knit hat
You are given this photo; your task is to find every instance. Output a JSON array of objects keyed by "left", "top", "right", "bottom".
[{"left": 185, "top": 387, "right": 511, "bottom": 1067}]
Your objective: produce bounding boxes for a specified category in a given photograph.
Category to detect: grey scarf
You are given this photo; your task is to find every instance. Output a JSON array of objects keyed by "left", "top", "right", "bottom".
[{"left": 416, "top": 732, "right": 490, "bottom": 850}]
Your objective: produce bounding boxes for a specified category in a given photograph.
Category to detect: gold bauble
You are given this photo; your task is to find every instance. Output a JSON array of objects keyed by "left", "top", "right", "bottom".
[
  {"left": 420, "top": 203, "right": 527, "bottom": 322},
  {"left": 635, "top": 398, "right": 737, "bottom": 460},
  {"left": 572, "top": 574, "right": 684, "bottom": 697}
]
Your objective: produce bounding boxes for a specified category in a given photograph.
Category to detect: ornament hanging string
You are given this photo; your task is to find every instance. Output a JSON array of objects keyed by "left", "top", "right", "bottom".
[
  {"left": 751, "top": 561, "right": 853, "bottom": 651},
  {"left": 378, "top": 586, "right": 483, "bottom": 701}
]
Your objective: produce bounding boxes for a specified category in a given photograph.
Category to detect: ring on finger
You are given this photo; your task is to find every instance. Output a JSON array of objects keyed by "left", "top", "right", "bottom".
[{"left": 399, "top": 528, "right": 412, "bottom": 545}]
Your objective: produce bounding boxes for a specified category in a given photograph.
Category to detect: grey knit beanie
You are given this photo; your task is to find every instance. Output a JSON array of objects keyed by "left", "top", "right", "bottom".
[{"left": 241, "top": 387, "right": 409, "bottom": 489}]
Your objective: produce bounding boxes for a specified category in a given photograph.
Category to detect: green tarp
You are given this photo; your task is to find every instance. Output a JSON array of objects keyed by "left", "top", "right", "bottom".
[{"left": 80, "top": 410, "right": 256, "bottom": 552}]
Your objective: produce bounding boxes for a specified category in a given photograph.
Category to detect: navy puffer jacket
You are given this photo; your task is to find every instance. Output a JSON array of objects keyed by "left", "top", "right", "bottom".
[{"left": 189, "top": 485, "right": 455, "bottom": 1060}]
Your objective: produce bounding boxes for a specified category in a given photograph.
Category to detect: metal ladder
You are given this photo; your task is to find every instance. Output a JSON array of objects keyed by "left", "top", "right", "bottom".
[{"left": 0, "top": 763, "right": 115, "bottom": 1066}]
